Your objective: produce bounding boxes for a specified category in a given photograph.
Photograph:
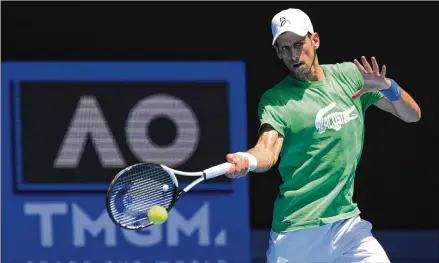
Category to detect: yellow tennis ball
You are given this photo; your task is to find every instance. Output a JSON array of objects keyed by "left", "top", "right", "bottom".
[{"left": 148, "top": 205, "right": 168, "bottom": 225}]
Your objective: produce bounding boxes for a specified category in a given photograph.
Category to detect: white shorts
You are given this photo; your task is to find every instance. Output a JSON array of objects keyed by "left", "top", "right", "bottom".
[{"left": 266, "top": 215, "right": 390, "bottom": 263}]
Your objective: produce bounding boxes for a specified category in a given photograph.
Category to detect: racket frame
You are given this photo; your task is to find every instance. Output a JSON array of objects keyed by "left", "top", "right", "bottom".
[
  {"left": 106, "top": 163, "right": 180, "bottom": 229},
  {"left": 106, "top": 161, "right": 237, "bottom": 230},
  {"left": 106, "top": 163, "right": 208, "bottom": 230}
]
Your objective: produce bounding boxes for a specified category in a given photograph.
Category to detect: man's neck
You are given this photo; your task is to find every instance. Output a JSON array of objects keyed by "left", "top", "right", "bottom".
[
  {"left": 310, "top": 64, "right": 325, "bottom": 81},
  {"left": 293, "top": 64, "right": 325, "bottom": 82}
]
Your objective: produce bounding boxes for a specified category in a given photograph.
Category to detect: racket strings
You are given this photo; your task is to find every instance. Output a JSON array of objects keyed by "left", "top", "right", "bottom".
[{"left": 108, "top": 164, "right": 176, "bottom": 229}]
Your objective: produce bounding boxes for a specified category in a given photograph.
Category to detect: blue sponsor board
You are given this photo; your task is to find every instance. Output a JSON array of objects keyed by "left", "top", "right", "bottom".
[{"left": 1, "top": 62, "right": 250, "bottom": 263}]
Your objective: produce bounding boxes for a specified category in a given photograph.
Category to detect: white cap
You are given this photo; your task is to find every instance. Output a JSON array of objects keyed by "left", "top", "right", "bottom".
[{"left": 271, "top": 8, "right": 314, "bottom": 45}]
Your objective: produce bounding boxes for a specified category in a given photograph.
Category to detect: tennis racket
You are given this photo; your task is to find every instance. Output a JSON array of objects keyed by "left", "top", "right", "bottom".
[{"left": 106, "top": 159, "right": 256, "bottom": 230}]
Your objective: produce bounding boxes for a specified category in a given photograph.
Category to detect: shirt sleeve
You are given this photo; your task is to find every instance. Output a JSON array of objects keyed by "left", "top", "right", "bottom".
[{"left": 258, "top": 90, "right": 288, "bottom": 137}]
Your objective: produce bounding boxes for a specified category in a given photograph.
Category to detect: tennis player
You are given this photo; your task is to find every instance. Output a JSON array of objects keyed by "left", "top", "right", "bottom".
[{"left": 225, "top": 8, "right": 421, "bottom": 263}]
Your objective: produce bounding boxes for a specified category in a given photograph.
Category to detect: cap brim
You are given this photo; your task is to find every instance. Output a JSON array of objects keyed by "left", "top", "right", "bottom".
[{"left": 272, "top": 26, "right": 308, "bottom": 45}]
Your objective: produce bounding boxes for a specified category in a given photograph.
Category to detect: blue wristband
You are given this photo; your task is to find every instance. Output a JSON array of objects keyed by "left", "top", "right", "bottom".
[{"left": 380, "top": 78, "right": 402, "bottom": 101}]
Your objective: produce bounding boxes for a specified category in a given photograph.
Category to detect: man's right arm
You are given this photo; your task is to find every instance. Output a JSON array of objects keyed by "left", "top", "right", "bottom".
[{"left": 225, "top": 124, "right": 284, "bottom": 178}]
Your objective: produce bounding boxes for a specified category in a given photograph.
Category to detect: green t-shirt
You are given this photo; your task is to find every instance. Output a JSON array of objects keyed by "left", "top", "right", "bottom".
[{"left": 258, "top": 62, "right": 384, "bottom": 233}]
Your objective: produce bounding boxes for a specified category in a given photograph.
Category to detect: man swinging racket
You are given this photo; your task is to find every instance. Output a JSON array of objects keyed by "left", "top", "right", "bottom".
[{"left": 225, "top": 8, "right": 421, "bottom": 263}]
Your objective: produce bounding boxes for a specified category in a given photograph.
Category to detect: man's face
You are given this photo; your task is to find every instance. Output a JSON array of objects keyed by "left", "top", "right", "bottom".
[{"left": 275, "top": 32, "right": 319, "bottom": 80}]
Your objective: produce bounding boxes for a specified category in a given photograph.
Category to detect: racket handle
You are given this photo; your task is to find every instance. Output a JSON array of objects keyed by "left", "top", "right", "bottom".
[
  {"left": 203, "top": 163, "right": 233, "bottom": 180},
  {"left": 204, "top": 153, "right": 258, "bottom": 180}
]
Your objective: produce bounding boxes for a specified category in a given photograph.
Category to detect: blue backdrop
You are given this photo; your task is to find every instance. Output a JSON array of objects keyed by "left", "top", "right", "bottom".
[{"left": 1, "top": 61, "right": 250, "bottom": 263}]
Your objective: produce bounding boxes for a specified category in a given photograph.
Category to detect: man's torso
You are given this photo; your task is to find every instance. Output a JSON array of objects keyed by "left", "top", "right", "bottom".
[{"left": 258, "top": 62, "right": 383, "bottom": 233}]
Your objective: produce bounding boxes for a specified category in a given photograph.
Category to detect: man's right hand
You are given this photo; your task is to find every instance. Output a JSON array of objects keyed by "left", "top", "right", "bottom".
[{"left": 225, "top": 153, "right": 250, "bottom": 179}]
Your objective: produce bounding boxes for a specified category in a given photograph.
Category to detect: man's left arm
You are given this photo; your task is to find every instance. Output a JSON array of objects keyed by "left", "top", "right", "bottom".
[
  {"left": 373, "top": 80, "right": 421, "bottom": 123},
  {"left": 352, "top": 56, "right": 421, "bottom": 123}
]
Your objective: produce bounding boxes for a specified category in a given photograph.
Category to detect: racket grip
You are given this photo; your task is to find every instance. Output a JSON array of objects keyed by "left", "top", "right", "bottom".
[{"left": 203, "top": 163, "right": 233, "bottom": 180}]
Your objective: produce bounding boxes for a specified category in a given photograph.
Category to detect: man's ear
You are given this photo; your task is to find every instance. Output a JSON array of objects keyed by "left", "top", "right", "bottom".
[{"left": 311, "top": 32, "right": 320, "bottom": 49}]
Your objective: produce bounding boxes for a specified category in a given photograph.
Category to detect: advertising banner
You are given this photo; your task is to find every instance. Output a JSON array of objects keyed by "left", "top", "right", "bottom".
[{"left": 1, "top": 62, "right": 250, "bottom": 263}]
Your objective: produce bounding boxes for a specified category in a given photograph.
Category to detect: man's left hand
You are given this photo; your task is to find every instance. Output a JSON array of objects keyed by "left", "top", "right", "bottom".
[{"left": 352, "top": 56, "right": 391, "bottom": 99}]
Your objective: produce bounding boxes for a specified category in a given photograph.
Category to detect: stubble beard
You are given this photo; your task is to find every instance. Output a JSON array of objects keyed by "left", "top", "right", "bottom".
[{"left": 290, "top": 63, "right": 313, "bottom": 82}]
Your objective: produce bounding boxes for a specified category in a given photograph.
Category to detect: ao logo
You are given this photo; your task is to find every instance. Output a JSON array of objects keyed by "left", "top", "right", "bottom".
[{"left": 53, "top": 93, "right": 200, "bottom": 168}]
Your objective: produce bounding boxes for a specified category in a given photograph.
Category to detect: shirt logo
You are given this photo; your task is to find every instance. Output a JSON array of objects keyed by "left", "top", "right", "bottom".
[{"left": 315, "top": 103, "right": 358, "bottom": 134}]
